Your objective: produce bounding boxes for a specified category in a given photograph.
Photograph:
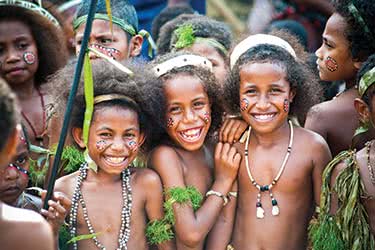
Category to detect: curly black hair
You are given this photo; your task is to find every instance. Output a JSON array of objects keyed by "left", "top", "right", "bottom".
[
  {"left": 146, "top": 51, "right": 225, "bottom": 149},
  {"left": 332, "top": 0, "right": 375, "bottom": 61},
  {"left": 0, "top": 5, "right": 68, "bottom": 86},
  {"left": 0, "top": 78, "right": 20, "bottom": 151},
  {"left": 151, "top": 4, "right": 195, "bottom": 43},
  {"left": 357, "top": 54, "right": 375, "bottom": 108},
  {"left": 48, "top": 59, "right": 162, "bottom": 153},
  {"left": 157, "top": 14, "right": 233, "bottom": 58},
  {"left": 224, "top": 34, "right": 322, "bottom": 124}
]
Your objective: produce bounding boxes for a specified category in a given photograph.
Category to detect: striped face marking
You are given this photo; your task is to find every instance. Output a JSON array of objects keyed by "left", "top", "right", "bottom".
[
  {"left": 240, "top": 98, "right": 249, "bottom": 112},
  {"left": 325, "top": 56, "right": 338, "bottom": 72}
]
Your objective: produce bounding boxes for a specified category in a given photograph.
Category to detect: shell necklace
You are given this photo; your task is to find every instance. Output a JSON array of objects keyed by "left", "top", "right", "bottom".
[{"left": 245, "top": 120, "right": 293, "bottom": 218}]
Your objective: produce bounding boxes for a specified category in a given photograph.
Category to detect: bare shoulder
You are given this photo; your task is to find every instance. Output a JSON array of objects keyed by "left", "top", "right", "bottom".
[
  {"left": 150, "top": 145, "right": 183, "bottom": 170},
  {"left": 55, "top": 170, "right": 80, "bottom": 196},
  {"left": 0, "top": 204, "right": 54, "bottom": 250},
  {"left": 131, "top": 167, "right": 163, "bottom": 189},
  {"left": 295, "top": 126, "right": 330, "bottom": 150},
  {"left": 306, "top": 100, "right": 338, "bottom": 123}
]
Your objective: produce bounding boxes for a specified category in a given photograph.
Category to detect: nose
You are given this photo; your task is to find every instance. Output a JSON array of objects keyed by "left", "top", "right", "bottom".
[
  {"left": 183, "top": 108, "right": 198, "bottom": 123},
  {"left": 315, "top": 44, "right": 323, "bottom": 60},
  {"left": 255, "top": 95, "right": 271, "bottom": 110},
  {"left": 5, "top": 47, "right": 21, "bottom": 64},
  {"left": 5, "top": 165, "right": 20, "bottom": 180},
  {"left": 110, "top": 137, "right": 125, "bottom": 152}
]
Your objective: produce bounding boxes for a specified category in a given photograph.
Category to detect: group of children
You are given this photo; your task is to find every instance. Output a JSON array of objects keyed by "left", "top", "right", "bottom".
[{"left": 0, "top": 0, "right": 374, "bottom": 250}]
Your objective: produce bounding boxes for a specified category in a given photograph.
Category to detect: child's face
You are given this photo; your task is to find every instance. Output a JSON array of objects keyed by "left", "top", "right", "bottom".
[
  {"left": 164, "top": 74, "right": 211, "bottom": 151},
  {"left": 75, "top": 19, "right": 132, "bottom": 61},
  {"left": 315, "top": 13, "right": 358, "bottom": 82},
  {"left": 0, "top": 136, "right": 29, "bottom": 205},
  {"left": 84, "top": 106, "right": 144, "bottom": 175},
  {"left": 184, "top": 42, "right": 227, "bottom": 85},
  {"left": 239, "top": 62, "right": 294, "bottom": 134},
  {"left": 0, "top": 20, "right": 39, "bottom": 86}
]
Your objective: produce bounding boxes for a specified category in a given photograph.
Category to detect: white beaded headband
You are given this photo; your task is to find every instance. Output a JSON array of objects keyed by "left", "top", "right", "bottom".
[
  {"left": 230, "top": 34, "right": 297, "bottom": 69},
  {"left": 153, "top": 54, "right": 213, "bottom": 77}
]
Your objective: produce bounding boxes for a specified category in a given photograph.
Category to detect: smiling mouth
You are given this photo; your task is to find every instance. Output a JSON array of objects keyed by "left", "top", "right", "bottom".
[
  {"left": 178, "top": 127, "right": 203, "bottom": 142},
  {"left": 252, "top": 113, "right": 277, "bottom": 122},
  {"left": 104, "top": 156, "right": 128, "bottom": 166}
]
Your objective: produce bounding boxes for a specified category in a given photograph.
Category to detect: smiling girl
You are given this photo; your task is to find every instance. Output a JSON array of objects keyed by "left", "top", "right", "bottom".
[{"left": 146, "top": 52, "right": 240, "bottom": 250}]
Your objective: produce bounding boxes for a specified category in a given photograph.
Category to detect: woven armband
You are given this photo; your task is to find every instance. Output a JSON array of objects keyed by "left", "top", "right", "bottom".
[{"left": 146, "top": 219, "right": 174, "bottom": 245}]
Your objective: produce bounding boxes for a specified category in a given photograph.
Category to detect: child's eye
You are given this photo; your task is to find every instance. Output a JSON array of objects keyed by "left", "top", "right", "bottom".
[
  {"left": 193, "top": 101, "right": 205, "bottom": 108},
  {"left": 17, "top": 42, "right": 28, "bottom": 50},
  {"left": 15, "top": 156, "right": 27, "bottom": 165},
  {"left": 169, "top": 106, "right": 181, "bottom": 113},
  {"left": 100, "top": 132, "right": 112, "bottom": 137},
  {"left": 76, "top": 39, "right": 82, "bottom": 45},
  {"left": 124, "top": 133, "right": 135, "bottom": 138},
  {"left": 100, "top": 38, "right": 113, "bottom": 44},
  {"left": 323, "top": 40, "right": 333, "bottom": 48},
  {"left": 245, "top": 89, "right": 256, "bottom": 94},
  {"left": 270, "top": 88, "right": 282, "bottom": 93}
]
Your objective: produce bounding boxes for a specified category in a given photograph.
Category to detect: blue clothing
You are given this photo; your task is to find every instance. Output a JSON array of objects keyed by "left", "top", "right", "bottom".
[{"left": 130, "top": 0, "right": 206, "bottom": 59}]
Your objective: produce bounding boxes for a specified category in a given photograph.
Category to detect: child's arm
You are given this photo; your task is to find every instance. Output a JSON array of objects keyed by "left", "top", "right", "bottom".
[
  {"left": 312, "top": 137, "right": 332, "bottom": 206},
  {"left": 205, "top": 181, "right": 238, "bottom": 250},
  {"left": 143, "top": 169, "right": 176, "bottom": 250},
  {"left": 151, "top": 143, "right": 241, "bottom": 248}
]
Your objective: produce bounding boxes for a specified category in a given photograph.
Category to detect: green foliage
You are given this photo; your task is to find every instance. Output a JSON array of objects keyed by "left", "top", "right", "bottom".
[
  {"left": 59, "top": 224, "right": 71, "bottom": 250},
  {"left": 146, "top": 219, "right": 174, "bottom": 245},
  {"left": 174, "top": 24, "right": 196, "bottom": 49},
  {"left": 309, "top": 150, "right": 375, "bottom": 250}
]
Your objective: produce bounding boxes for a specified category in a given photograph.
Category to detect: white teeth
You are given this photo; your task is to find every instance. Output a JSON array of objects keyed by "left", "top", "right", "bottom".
[
  {"left": 180, "top": 128, "right": 201, "bottom": 140},
  {"left": 254, "top": 114, "right": 275, "bottom": 121},
  {"left": 105, "top": 157, "right": 125, "bottom": 164}
]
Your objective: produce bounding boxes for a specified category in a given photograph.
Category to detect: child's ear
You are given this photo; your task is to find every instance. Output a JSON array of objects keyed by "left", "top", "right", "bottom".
[
  {"left": 354, "top": 98, "right": 370, "bottom": 123},
  {"left": 0, "top": 124, "right": 21, "bottom": 167},
  {"left": 289, "top": 88, "right": 297, "bottom": 102},
  {"left": 129, "top": 35, "right": 143, "bottom": 58},
  {"left": 353, "top": 61, "right": 362, "bottom": 70},
  {"left": 72, "top": 127, "right": 86, "bottom": 149}
]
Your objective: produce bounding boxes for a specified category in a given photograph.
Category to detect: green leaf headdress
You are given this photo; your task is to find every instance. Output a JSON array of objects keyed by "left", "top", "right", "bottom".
[{"left": 172, "top": 24, "right": 228, "bottom": 55}]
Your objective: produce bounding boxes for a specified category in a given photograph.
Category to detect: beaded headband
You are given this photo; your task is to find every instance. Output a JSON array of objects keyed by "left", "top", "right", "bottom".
[
  {"left": 0, "top": 0, "right": 60, "bottom": 27},
  {"left": 358, "top": 66, "right": 375, "bottom": 97},
  {"left": 230, "top": 34, "right": 297, "bottom": 69},
  {"left": 172, "top": 24, "right": 228, "bottom": 55},
  {"left": 348, "top": 3, "right": 374, "bottom": 42},
  {"left": 153, "top": 54, "right": 213, "bottom": 77}
]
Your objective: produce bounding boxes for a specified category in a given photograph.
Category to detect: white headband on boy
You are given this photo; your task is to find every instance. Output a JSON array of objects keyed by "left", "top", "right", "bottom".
[
  {"left": 153, "top": 54, "right": 213, "bottom": 77},
  {"left": 230, "top": 34, "right": 297, "bottom": 69}
]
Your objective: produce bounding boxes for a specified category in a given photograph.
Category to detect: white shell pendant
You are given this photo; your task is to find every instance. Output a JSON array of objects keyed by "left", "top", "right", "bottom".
[
  {"left": 272, "top": 205, "right": 280, "bottom": 216},
  {"left": 256, "top": 206, "right": 265, "bottom": 219}
]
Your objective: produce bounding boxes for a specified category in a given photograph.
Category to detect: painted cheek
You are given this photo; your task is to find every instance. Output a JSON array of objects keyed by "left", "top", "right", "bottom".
[
  {"left": 283, "top": 99, "right": 290, "bottom": 113},
  {"left": 324, "top": 56, "right": 338, "bottom": 72},
  {"left": 166, "top": 117, "right": 174, "bottom": 128},
  {"left": 240, "top": 98, "right": 249, "bottom": 112},
  {"left": 127, "top": 140, "right": 138, "bottom": 151},
  {"left": 202, "top": 111, "right": 211, "bottom": 124},
  {"left": 23, "top": 51, "right": 36, "bottom": 65},
  {"left": 96, "top": 140, "right": 108, "bottom": 151}
]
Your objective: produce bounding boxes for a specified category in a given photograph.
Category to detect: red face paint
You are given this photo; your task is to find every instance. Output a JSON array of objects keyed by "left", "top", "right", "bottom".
[
  {"left": 203, "top": 112, "right": 210, "bottom": 124},
  {"left": 23, "top": 52, "right": 36, "bottom": 65},
  {"left": 166, "top": 117, "right": 174, "bottom": 128},
  {"left": 127, "top": 140, "right": 137, "bottom": 151},
  {"left": 240, "top": 98, "right": 249, "bottom": 112},
  {"left": 283, "top": 99, "right": 289, "bottom": 113},
  {"left": 96, "top": 140, "right": 108, "bottom": 151},
  {"left": 325, "top": 56, "right": 338, "bottom": 72},
  {"left": 90, "top": 43, "right": 120, "bottom": 59}
]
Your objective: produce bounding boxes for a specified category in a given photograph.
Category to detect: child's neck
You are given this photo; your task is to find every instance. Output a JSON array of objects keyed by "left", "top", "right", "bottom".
[
  {"left": 11, "top": 79, "right": 37, "bottom": 100},
  {"left": 251, "top": 121, "right": 290, "bottom": 148},
  {"left": 87, "top": 168, "right": 123, "bottom": 184}
]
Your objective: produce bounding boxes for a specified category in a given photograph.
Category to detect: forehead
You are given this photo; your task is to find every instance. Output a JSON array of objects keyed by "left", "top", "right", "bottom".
[
  {"left": 0, "top": 20, "right": 33, "bottom": 40},
  {"left": 239, "top": 62, "right": 287, "bottom": 87},
  {"left": 164, "top": 74, "right": 207, "bottom": 101},
  {"left": 92, "top": 105, "right": 139, "bottom": 126},
  {"left": 185, "top": 42, "right": 225, "bottom": 62},
  {"left": 324, "top": 13, "right": 349, "bottom": 44},
  {"left": 76, "top": 19, "right": 127, "bottom": 37}
]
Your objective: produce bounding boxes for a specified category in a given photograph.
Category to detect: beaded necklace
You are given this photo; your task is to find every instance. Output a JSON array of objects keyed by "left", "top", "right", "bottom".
[
  {"left": 365, "top": 140, "right": 375, "bottom": 185},
  {"left": 244, "top": 120, "right": 294, "bottom": 219},
  {"left": 69, "top": 164, "right": 132, "bottom": 250}
]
